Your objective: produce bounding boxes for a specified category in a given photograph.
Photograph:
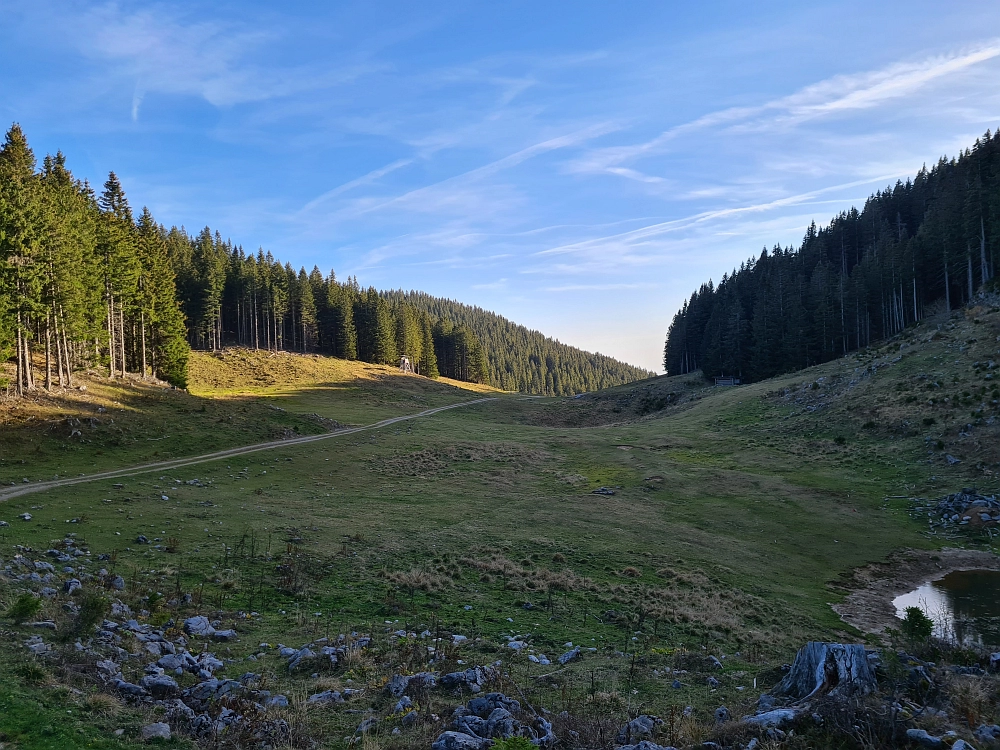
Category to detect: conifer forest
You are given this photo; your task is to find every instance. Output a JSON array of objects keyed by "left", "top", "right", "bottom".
[
  {"left": 664, "top": 130, "right": 1000, "bottom": 381},
  {"left": 0, "top": 125, "right": 651, "bottom": 396}
]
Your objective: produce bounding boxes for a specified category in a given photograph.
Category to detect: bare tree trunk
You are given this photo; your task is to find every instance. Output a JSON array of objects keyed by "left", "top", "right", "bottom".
[
  {"left": 60, "top": 307, "right": 73, "bottom": 387},
  {"left": 140, "top": 310, "right": 147, "bottom": 378},
  {"left": 15, "top": 311, "right": 24, "bottom": 396},
  {"left": 982, "top": 218, "right": 991, "bottom": 284},
  {"left": 25, "top": 324, "right": 35, "bottom": 390},
  {"left": 108, "top": 295, "right": 116, "bottom": 379},
  {"left": 119, "top": 304, "right": 126, "bottom": 377},
  {"left": 44, "top": 313, "right": 52, "bottom": 391},
  {"left": 54, "top": 310, "right": 66, "bottom": 387},
  {"left": 944, "top": 249, "right": 951, "bottom": 311},
  {"left": 967, "top": 248, "right": 974, "bottom": 301}
]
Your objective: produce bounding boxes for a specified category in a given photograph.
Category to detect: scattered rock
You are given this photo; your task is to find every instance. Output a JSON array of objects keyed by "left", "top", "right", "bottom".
[
  {"left": 592, "top": 487, "right": 616, "bottom": 496},
  {"left": 557, "top": 647, "right": 581, "bottom": 665},
  {"left": 306, "top": 689, "right": 344, "bottom": 705},
  {"left": 140, "top": 674, "right": 179, "bottom": 699},
  {"left": 183, "top": 615, "right": 216, "bottom": 637},
  {"left": 745, "top": 709, "right": 799, "bottom": 729},
  {"left": 974, "top": 724, "right": 1000, "bottom": 744},
  {"left": 617, "top": 715, "right": 656, "bottom": 744},
  {"left": 441, "top": 667, "right": 487, "bottom": 693},
  {"left": 433, "top": 692, "right": 553, "bottom": 749},
  {"left": 905, "top": 728, "right": 944, "bottom": 749},
  {"left": 141, "top": 722, "right": 171, "bottom": 741},
  {"left": 432, "top": 731, "right": 489, "bottom": 750},
  {"left": 714, "top": 706, "right": 731, "bottom": 724},
  {"left": 114, "top": 679, "right": 148, "bottom": 697}
]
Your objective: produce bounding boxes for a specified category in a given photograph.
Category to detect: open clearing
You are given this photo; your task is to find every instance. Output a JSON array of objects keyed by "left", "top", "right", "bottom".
[{"left": 1, "top": 307, "right": 999, "bottom": 748}]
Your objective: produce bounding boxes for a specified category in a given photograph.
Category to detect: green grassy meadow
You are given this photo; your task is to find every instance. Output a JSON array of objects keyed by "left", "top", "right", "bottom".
[{"left": 1, "top": 305, "right": 998, "bottom": 748}]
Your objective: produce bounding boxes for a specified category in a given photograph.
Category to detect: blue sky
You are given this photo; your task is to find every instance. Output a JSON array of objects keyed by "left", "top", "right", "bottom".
[{"left": 3, "top": 2, "right": 1000, "bottom": 371}]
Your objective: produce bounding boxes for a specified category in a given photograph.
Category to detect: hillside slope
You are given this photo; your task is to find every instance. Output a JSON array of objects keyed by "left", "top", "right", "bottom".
[
  {"left": 0, "top": 301, "right": 997, "bottom": 750},
  {"left": 0, "top": 349, "right": 498, "bottom": 485},
  {"left": 384, "top": 289, "right": 655, "bottom": 394}
]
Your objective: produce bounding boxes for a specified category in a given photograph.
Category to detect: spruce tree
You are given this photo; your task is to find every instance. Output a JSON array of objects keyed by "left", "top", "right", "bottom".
[{"left": 0, "top": 125, "right": 45, "bottom": 393}]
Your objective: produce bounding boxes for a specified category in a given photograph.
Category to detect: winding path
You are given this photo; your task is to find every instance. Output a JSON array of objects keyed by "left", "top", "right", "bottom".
[{"left": 0, "top": 398, "right": 497, "bottom": 502}]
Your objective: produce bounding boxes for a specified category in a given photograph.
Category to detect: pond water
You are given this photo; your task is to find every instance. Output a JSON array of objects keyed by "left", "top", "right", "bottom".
[{"left": 892, "top": 569, "right": 1000, "bottom": 647}]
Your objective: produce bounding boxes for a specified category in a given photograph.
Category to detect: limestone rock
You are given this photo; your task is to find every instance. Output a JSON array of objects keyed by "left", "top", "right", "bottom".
[
  {"left": 905, "top": 728, "right": 944, "bottom": 749},
  {"left": 617, "top": 715, "right": 656, "bottom": 744},
  {"left": 141, "top": 722, "right": 171, "bottom": 741},
  {"left": 183, "top": 616, "right": 215, "bottom": 637},
  {"left": 432, "top": 731, "right": 490, "bottom": 750}
]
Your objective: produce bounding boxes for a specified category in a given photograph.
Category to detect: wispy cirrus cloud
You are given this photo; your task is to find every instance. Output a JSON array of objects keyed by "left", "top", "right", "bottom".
[
  {"left": 300, "top": 159, "right": 415, "bottom": 214},
  {"left": 573, "top": 40, "right": 1000, "bottom": 180},
  {"left": 308, "top": 121, "right": 620, "bottom": 226},
  {"left": 48, "top": 2, "right": 382, "bottom": 118}
]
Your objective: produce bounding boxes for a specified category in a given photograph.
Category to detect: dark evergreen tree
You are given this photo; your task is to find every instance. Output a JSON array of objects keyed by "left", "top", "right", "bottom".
[{"left": 664, "top": 129, "right": 1000, "bottom": 381}]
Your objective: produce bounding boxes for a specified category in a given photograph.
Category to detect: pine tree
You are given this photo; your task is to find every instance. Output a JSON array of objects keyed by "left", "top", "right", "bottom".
[
  {"left": 136, "top": 208, "right": 189, "bottom": 386},
  {"left": 0, "top": 125, "right": 46, "bottom": 393},
  {"left": 97, "top": 172, "right": 140, "bottom": 377}
]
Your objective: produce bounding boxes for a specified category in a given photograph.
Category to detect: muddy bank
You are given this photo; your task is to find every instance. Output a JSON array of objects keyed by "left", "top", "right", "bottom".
[{"left": 832, "top": 547, "right": 1000, "bottom": 635}]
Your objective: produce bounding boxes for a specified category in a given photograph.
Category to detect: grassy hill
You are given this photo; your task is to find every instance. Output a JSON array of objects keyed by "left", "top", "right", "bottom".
[
  {"left": 0, "top": 350, "right": 499, "bottom": 486},
  {"left": 0, "top": 302, "right": 998, "bottom": 749}
]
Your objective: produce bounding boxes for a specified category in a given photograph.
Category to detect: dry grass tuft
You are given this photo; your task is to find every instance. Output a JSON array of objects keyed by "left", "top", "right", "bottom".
[
  {"left": 949, "top": 675, "right": 988, "bottom": 727},
  {"left": 386, "top": 568, "right": 451, "bottom": 594},
  {"left": 82, "top": 691, "right": 121, "bottom": 717}
]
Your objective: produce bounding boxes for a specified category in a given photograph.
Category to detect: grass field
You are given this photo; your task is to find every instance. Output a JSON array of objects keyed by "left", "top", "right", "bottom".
[{"left": 1, "top": 305, "right": 998, "bottom": 748}]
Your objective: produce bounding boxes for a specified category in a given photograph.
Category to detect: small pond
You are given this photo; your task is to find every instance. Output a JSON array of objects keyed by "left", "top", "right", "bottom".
[{"left": 892, "top": 569, "right": 1000, "bottom": 647}]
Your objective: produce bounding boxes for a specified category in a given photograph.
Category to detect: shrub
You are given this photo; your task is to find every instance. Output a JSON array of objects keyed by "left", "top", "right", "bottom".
[
  {"left": 16, "top": 661, "right": 49, "bottom": 685},
  {"left": 900, "top": 606, "right": 934, "bottom": 641},
  {"left": 77, "top": 592, "right": 110, "bottom": 634},
  {"left": 492, "top": 738, "right": 535, "bottom": 750},
  {"left": 6, "top": 593, "right": 42, "bottom": 624}
]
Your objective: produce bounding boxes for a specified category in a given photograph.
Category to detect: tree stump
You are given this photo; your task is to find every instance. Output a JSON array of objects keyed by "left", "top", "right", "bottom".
[{"left": 771, "top": 642, "right": 877, "bottom": 704}]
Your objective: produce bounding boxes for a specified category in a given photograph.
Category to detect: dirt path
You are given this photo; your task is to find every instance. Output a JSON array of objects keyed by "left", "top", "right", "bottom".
[{"left": 0, "top": 398, "right": 497, "bottom": 503}]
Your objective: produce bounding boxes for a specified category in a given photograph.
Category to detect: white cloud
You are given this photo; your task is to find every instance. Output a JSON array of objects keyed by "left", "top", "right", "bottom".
[
  {"left": 50, "top": 2, "right": 380, "bottom": 118},
  {"left": 573, "top": 39, "right": 1000, "bottom": 178}
]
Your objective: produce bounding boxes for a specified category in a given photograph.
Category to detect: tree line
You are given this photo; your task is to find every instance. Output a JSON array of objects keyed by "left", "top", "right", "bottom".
[
  {"left": 384, "top": 290, "right": 655, "bottom": 395},
  {"left": 166, "top": 229, "right": 488, "bottom": 383},
  {"left": 2, "top": 124, "right": 650, "bottom": 395},
  {"left": 664, "top": 129, "right": 1000, "bottom": 381},
  {"left": 0, "top": 125, "right": 189, "bottom": 393}
]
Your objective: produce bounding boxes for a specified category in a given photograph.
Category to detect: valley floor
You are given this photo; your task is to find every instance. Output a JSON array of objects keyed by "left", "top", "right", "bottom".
[{"left": 1, "top": 306, "right": 998, "bottom": 749}]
